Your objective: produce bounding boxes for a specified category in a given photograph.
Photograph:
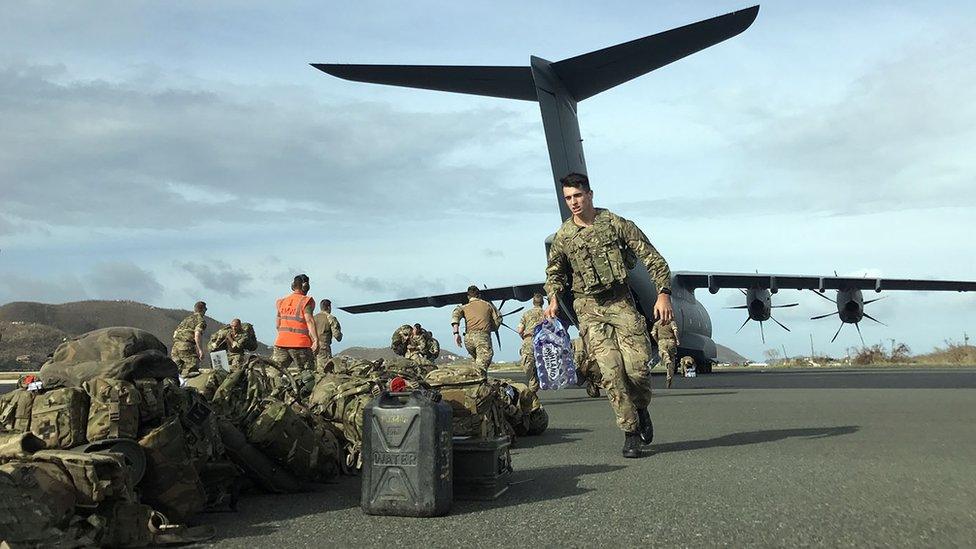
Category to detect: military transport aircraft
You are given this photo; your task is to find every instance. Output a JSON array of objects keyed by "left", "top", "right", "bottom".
[{"left": 313, "top": 5, "right": 976, "bottom": 371}]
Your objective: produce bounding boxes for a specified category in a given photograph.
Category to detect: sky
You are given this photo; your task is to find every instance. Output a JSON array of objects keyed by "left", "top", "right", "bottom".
[{"left": 1, "top": 1, "right": 974, "bottom": 361}]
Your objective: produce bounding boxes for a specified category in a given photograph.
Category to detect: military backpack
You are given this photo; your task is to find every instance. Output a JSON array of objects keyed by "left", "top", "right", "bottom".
[
  {"left": 424, "top": 366, "right": 511, "bottom": 439},
  {"left": 245, "top": 398, "right": 340, "bottom": 482},
  {"left": 29, "top": 387, "right": 90, "bottom": 449},
  {"left": 84, "top": 377, "right": 143, "bottom": 442}
]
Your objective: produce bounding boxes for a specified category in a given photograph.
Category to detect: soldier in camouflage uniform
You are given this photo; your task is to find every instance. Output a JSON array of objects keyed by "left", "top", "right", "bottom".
[
  {"left": 544, "top": 173, "right": 673, "bottom": 458},
  {"left": 391, "top": 325, "right": 413, "bottom": 356},
  {"left": 209, "top": 318, "right": 249, "bottom": 371},
  {"left": 405, "top": 323, "right": 434, "bottom": 367},
  {"left": 572, "top": 336, "right": 603, "bottom": 398},
  {"left": 451, "top": 286, "right": 502, "bottom": 370},
  {"left": 313, "top": 299, "right": 343, "bottom": 371},
  {"left": 172, "top": 301, "right": 208, "bottom": 378},
  {"left": 651, "top": 318, "right": 680, "bottom": 388},
  {"left": 680, "top": 355, "right": 695, "bottom": 376},
  {"left": 515, "top": 293, "right": 546, "bottom": 409}
]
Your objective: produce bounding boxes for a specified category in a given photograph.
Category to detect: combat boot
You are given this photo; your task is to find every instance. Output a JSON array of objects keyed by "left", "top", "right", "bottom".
[
  {"left": 585, "top": 381, "right": 601, "bottom": 398},
  {"left": 637, "top": 407, "right": 654, "bottom": 444},
  {"left": 622, "top": 432, "right": 641, "bottom": 458}
]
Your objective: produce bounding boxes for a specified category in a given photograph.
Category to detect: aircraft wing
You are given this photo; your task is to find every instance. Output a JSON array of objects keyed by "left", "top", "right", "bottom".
[
  {"left": 673, "top": 271, "right": 976, "bottom": 293},
  {"left": 339, "top": 283, "right": 545, "bottom": 314}
]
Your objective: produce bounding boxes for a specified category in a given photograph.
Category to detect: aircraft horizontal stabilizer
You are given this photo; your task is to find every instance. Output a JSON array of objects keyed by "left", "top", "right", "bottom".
[
  {"left": 311, "top": 64, "right": 536, "bottom": 101},
  {"left": 552, "top": 5, "right": 759, "bottom": 101}
]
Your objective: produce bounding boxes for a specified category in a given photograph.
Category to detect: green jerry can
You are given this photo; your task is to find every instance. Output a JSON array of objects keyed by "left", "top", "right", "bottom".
[{"left": 361, "top": 391, "right": 453, "bottom": 517}]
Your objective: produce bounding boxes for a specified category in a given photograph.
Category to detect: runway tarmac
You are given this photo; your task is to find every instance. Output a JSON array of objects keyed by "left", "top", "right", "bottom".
[{"left": 204, "top": 367, "right": 976, "bottom": 547}]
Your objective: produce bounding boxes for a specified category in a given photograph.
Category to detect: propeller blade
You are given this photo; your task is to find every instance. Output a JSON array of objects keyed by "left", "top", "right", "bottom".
[
  {"left": 739, "top": 289, "right": 748, "bottom": 296},
  {"left": 759, "top": 321, "right": 766, "bottom": 344},
  {"left": 864, "top": 296, "right": 887, "bottom": 305},
  {"left": 500, "top": 322, "right": 519, "bottom": 334},
  {"left": 501, "top": 306, "right": 525, "bottom": 317},
  {"left": 810, "top": 290, "right": 835, "bottom": 303},
  {"left": 862, "top": 312, "right": 887, "bottom": 326},
  {"left": 810, "top": 311, "right": 839, "bottom": 320},
  {"left": 855, "top": 322, "right": 865, "bottom": 345},
  {"left": 736, "top": 317, "right": 750, "bottom": 334},
  {"left": 724, "top": 305, "right": 750, "bottom": 309},
  {"left": 772, "top": 303, "right": 799, "bottom": 308},
  {"left": 499, "top": 299, "right": 508, "bottom": 311},
  {"left": 770, "top": 315, "right": 791, "bottom": 332},
  {"left": 830, "top": 322, "right": 844, "bottom": 343},
  {"left": 494, "top": 330, "right": 502, "bottom": 348}
]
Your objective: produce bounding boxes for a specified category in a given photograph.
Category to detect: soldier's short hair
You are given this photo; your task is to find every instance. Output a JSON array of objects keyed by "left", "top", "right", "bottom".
[
  {"left": 320, "top": 299, "right": 332, "bottom": 310},
  {"left": 414, "top": 323, "right": 422, "bottom": 330},
  {"left": 193, "top": 301, "right": 206, "bottom": 313},
  {"left": 467, "top": 285, "right": 480, "bottom": 298},
  {"left": 292, "top": 274, "right": 310, "bottom": 291},
  {"left": 560, "top": 172, "right": 591, "bottom": 192},
  {"left": 532, "top": 293, "right": 544, "bottom": 306},
  {"left": 230, "top": 318, "right": 241, "bottom": 327}
]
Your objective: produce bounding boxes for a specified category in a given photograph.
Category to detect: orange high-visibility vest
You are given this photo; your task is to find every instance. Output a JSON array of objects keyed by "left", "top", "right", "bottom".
[{"left": 274, "top": 292, "right": 314, "bottom": 348}]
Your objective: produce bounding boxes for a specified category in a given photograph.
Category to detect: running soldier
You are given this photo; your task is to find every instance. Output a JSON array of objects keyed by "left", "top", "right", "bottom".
[{"left": 544, "top": 173, "right": 673, "bottom": 458}]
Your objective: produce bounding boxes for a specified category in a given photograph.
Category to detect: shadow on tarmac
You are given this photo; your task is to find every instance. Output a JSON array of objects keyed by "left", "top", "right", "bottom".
[
  {"left": 452, "top": 463, "right": 627, "bottom": 515},
  {"left": 651, "top": 391, "right": 739, "bottom": 398},
  {"left": 512, "top": 427, "right": 589, "bottom": 449},
  {"left": 650, "top": 425, "right": 860, "bottom": 455}
]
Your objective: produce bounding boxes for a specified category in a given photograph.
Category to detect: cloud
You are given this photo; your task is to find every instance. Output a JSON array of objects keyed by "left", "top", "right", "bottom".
[
  {"left": 0, "top": 63, "right": 546, "bottom": 235},
  {"left": 179, "top": 260, "right": 253, "bottom": 297},
  {"left": 0, "top": 272, "right": 89, "bottom": 304},
  {"left": 335, "top": 271, "right": 447, "bottom": 299},
  {"left": 616, "top": 31, "right": 976, "bottom": 219},
  {"left": 88, "top": 261, "right": 163, "bottom": 301}
]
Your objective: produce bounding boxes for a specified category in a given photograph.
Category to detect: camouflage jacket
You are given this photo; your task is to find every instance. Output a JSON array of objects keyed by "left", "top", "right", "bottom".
[
  {"left": 173, "top": 313, "right": 206, "bottom": 351},
  {"left": 517, "top": 306, "right": 545, "bottom": 339},
  {"left": 451, "top": 297, "right": 501, "bottom": 334},
  {"left": 544, "top": 208, "right": 671, "bottom": 298},
  {"left": 313, "top": 311, "right": 343, "bottom": 345}
]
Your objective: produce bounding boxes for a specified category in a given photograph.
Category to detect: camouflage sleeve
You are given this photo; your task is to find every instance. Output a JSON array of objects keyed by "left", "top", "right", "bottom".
[
  {"left": 331, "top": 316, "right": 343, "bottom": 342},
  {"left": 450, "top": 305, "right": 463, "bottom": 326},
  {"left": 614, "top": 214, "right": 672, "bottom": 293},
  {"left": 491, "top": 303, "right": 502, "bottom": 330},
  {"left": 543, "top": 235, "right": 570, "bottom": 297},
  {"left": 196, "top": 317, "right": 207, "bottom": 334},
  {"left": 516, "top": 311, "right": 528, "bottom": 333}
]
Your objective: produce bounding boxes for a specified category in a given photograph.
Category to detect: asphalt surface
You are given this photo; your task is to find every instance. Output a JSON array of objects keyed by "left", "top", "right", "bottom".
[{"left": 202, "top": 367, "right": 976, "bottom": 547}]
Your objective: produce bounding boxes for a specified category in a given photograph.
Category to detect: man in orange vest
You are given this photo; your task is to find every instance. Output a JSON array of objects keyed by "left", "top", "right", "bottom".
[{"left": 272, "top": 274, "right": 319, "bottom": 372}]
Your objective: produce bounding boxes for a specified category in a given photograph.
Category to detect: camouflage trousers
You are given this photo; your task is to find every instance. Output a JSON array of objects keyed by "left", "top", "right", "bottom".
[
  {"left": 519, "top": 337, "right": 541, "bottom": 410},
  {"left": 463, "top": 330, "right": 494, "bottom": 369},
  {"left": 228, "top": 352, "right": 247, "bottom": 372},
  {"left": 574, "top": 290, "right": 653, "bottom": 433},
  {"left": 658, "top": 340, "right": 677, "bottom": 381},
  {"left": 315, "top": 342, "right": 334, "bottom": 372},
  {"left": 405, "top": 350, "right": 434, "bottom": 368},
  {"left": 271, "top": 346, "right": 315, "bottom": 372},
  {"left": 171, "top": 347, "right": 201, "bottom": 377}
]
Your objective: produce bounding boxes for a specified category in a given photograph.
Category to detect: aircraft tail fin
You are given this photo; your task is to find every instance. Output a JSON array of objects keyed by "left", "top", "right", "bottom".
[
  {"left": 552, "top": 5, "right": 759, "bottom": 101},
  {"left": 310, "top": 64, "right": 537, "bottom": 101}
]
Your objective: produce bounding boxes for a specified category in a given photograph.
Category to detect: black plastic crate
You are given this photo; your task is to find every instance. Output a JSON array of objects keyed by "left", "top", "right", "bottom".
[{"left": 452, "top": 435, "right": 512, "bottom": 501}]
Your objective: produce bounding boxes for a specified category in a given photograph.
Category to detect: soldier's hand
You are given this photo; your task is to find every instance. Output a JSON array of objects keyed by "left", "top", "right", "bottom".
[
  {"left": 454, "top": 334, "right": 462, "bottom": 348},
  {"left": 311, "top": 339, "right": 320, "bottom": 353},
  {"left": 544, "top": 300, "right": 559, "bottom": 319},
  {"left": 196, "top": 348, "right": 204, "bottom": 360},
  {"left": 654, "top": 293, "right": 674, "bottom": 323}
]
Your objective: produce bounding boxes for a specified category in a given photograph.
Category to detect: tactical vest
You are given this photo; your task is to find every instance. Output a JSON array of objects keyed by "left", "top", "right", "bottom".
[
  {"left": 566, "top": 214, "right": 635, "bottom": 295},
  {"left": 274, "top": 292, "right": 314, "bottom": 348}
]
